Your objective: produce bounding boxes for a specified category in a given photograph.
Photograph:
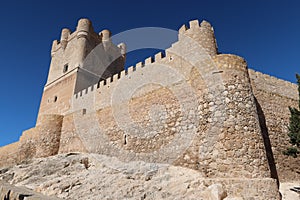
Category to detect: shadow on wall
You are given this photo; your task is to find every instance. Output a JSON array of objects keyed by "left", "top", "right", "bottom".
[{"left": 254, "top": 97, "right": 279, "bottom": 186}]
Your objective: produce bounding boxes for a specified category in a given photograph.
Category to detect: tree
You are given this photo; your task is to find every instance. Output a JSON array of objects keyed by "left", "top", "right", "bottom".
[{"left": 283, "top": 74, "right": 300, "bottom": 158}]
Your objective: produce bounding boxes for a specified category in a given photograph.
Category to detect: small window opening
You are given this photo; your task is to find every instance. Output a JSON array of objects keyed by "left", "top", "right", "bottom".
[
  {"left": 124, "top": 134, "right": 127, "bottom": 145},
  {"left": 63, "top": 64, "right": 69, "bottom": 73},
  {"left": 54, "top": 96, "right": 58, "bottom": 102}
]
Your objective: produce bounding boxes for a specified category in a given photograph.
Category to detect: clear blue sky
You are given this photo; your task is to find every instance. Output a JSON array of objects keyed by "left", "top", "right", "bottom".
[{"left": 0, "top": 0, "right": 299, "bottom": 147}]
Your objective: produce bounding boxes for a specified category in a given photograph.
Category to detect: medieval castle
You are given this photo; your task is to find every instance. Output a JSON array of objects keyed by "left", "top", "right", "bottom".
[{"left": 0, "top": 18, "right": 299, "bottom": 199}]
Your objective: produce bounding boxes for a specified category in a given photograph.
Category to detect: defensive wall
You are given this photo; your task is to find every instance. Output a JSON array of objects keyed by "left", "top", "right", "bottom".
[
  {"left": 249, "top": 69, "right": 299, "bottom": 181},
  {"left": 0, "top": 18, "right": 298, "bottom": 199}
]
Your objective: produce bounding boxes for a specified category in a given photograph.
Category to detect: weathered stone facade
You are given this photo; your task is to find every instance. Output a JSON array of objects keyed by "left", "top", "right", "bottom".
[
  {"left": 0, "top": 18, "right": 298, "bottom": 198},
  {"left": 249, "top": 70, "right": 299, "bottom": 181}
]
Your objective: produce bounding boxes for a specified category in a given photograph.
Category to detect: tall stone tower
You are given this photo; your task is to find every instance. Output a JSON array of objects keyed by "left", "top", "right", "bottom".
[{"left": 37, "top": 19, "right": 125, "bottom": 123}]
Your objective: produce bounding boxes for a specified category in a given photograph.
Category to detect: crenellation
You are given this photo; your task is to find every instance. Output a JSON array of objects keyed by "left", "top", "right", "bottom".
[
  {"left": 60, "top": 28, "right": 71, "bottom": 49},
  {"left": 178, "top": 19, "right": 217, "bottom": 56},
  {"left": 165, "top": 51, "right": 173, "bottom": 61},
  {"left": 135, "top": 61, "right": 143, "bottom": 69},
  {"left": 51, "top": 19, "right": 99, "bottom": 56},
  {"left": 89, "top": 84, "right": 94, "bottom": 92},
  {"left": 68, "top": 48, "right": 170, "bottom": 94},
  {"left": 200, "top": 20, "right": 213, "bottom": 29},
  {"left": 51, "top": 40, "right": 59, "bottom": 56},
  {"left": 105, "top": 76, "right": 112, "bottom": 85},
  {"left": 178, "top": 19, "right": 213, "bottom": 34},
  {"left": 112, "top": 73, "right": 118, "bottom": 82},
  {"left": 76, "top": 18, "right": 92, "bottom": 38},
  {"left": 154, "top": 51, "right": 164, "bottom": 61},
  {"left": 95, "top": 81, "right": 100, "bottom": 89},
  {"left": 0, "top": 19, "right": 298, "bottom": 197},
  {"left": 117, "top": 42, "right": 126, "bottom": 55},
  {"left": 99, "top": 79, "right": 105, "bottom": 87},
  {"left": 73, "top": 82, "right": 102, "bottom": 105},
  {"left": 178, "top": 24, "right": 187, "bottom": 34},
  {"left": 189, "top": 19, "right": 199, "bottom": 29},
  {"left": 145, "top": 56, "right": 154, "bottom": 64},
  {"left": 120, "top": 69, "right": 126, "bottom": 78},
  {"left": 127, "top": 65, "right": 135, "bottom": 73},
  {"left": 100, "top": 29, "right": 111, "bottom": 41}
]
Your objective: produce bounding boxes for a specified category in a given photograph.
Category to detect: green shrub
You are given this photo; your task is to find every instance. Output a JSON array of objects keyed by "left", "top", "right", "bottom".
[
  {"left": 284, "top": 74, "right": 300, "bottom": 157},
  {"left": 283, "top": 146, "right": 299, "bottom": 158}
]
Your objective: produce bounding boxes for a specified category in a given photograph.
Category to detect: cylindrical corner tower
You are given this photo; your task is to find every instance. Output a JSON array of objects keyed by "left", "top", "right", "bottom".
[
  {"left": 179, "top": 19, "right": 218, "bottom": 57},
  {"left": 208, "top": 54, "right": 271, "bottom": 179}
]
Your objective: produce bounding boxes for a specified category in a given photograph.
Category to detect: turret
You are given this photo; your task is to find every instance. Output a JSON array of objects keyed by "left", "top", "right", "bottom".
[
  {"left": 76, "top": 19, "right": 93, "bottom": 67},
  {"left": 178, "top": 19, "right": 218, "bottom": 56},
  {"left": 60, "top": 28, "right": 71, "bottom": 49},
  {"left": 100, "top": 29, "right": 112, "bottom": 51},
  {"left": 206, "top": 54, "right": 271, "bottom": 178},
  {"left": 117, "top": 42, "right": 126, "bottom": 56},
  {"left": 76, "top": 18, "right": 92, "bottom": 38}
]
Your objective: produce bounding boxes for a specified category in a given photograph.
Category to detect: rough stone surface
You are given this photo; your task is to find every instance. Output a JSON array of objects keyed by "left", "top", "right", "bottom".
[
  {"left": 0, "top": 180, "right": 60, "bottom": 200},
  {"left": 279, "top": 182, "right": 300, "bottom": 200},
  {"left": 0, "top": 18, "right": 298, "bottom": 199},
  {"left": 249, "top": 69, "right": 300, "bottom": 181},
  {"left": 0, "top": 153, "right": 281, "bottom": 200}
]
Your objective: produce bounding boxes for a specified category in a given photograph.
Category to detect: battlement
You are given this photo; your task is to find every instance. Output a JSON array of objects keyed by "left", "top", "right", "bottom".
[
  {"left": 44, "top": 18, "right": 126, "bottom": 114},
  {"left": 1, "top": 19, "right": 299, "bottom": 194},
  {"left": 71, "top": 20, "right": 240, "bottom": 103},
  {"left": 178, "top": 19, "right": 218, "bottom": 56},
  {"left": 51, "top": 19, "right": 98, "bottom": 55},
  {"left": 179, "top": 19, "right": 213, "bottom": 33},
  {"left": 76, "top": 18, "right": 94, "bottom": 37},
  {"left": 73, "top": 50, "right": 169, "bottom": 101},
  {"left": 50, "top": 19, "right": 125, "bottom": 59}
]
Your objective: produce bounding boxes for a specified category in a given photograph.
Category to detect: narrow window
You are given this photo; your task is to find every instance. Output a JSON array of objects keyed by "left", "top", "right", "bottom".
[
  {"left": 54, "top": 96, "right": 58, "bottom": 102},
  {"left": 63, "top": 64, "right": 68, "bottom": 73},
  {"left": 124, "top": 134, "right": 127, "bottom": 145}
]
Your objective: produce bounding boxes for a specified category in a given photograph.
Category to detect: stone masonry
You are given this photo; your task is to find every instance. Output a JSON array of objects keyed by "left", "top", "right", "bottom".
[{"left": 0, "top": 18, "right": 298, "bottom": 198}]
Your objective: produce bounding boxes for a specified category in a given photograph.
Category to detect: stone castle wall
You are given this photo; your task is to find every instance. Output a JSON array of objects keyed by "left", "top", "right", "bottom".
[
  {"left": 40, "top": 18, "right": 125, "bottom": 119},
  {"left": 48, "top": 19, "right": 101, "bottom": 85},
  {"left": 249, "top": 69, "right": 299, "bottom": 181},
  {"left": 65, "top": 23, "right": 271, "bottom": 180},
  {"left": 0, "top": 142, "right": 19, "bottom": 167},
  {"left": 0, "top": 19, "right": 298, "bottom": 199},
  {"left": 0, "top": 114, "right": 63, "bottom": 167},
  {"left": 37, "top": 72, "right": 77, "bottom": 122}
]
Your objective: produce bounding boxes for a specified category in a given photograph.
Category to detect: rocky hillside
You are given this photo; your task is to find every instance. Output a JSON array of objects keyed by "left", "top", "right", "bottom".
[{"left": 0, "top": 153, "right": 298, "bottom": 199}]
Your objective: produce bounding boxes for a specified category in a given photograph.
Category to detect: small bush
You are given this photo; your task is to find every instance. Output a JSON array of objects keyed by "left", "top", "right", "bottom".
[
  {"left": 284, "top": 74, "right": 300, "bottom": 157},
  {"left": 283, "top": 147, "right": 299, "bottom": 158}
]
